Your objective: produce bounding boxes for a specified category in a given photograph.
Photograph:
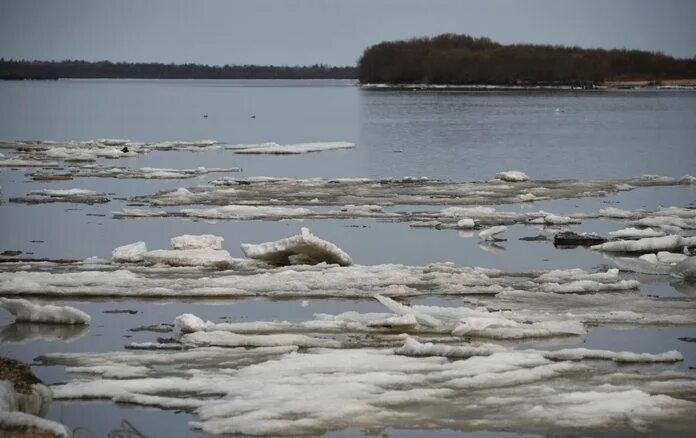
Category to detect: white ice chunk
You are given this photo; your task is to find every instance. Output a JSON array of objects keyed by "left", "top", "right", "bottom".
[
  {"left": 681, "top": 174, "right": 696, "bottom": 184},
  {"left": 112, "top": 208, "right": 168, "bottom": 218},
  {"left": 495, "top": 171, "right": 529, "bottom": 182},
  {"left": 374, "top": 294, "right": 441, "bottom": 328},
  {"left": 479, "top": 226, "right": 507, "bottom": 241},
  {"left": 0, "top": 298, "right": 90, "bottom": 324},
  {"left": 143, "top": 249, "right": 234, "bottom": 268},
  {"left": 170, "top": 234, "right": 224, "bottom": 250},
  {"left": 181, "top": 331, "right": 339, "bottom": 348},
  {"left": 639, "top": 252, "right": 688, "bottom": 265},
  {"left": 97, "top": 138, "right": 130, "bottom": 146},
  {"left": 395, "top": 336, "right": 504, "bottom": 358},
  {"left": 541, "top": 347, "right": 683, "bottom": 363},
  {"left": 518, "top": 193, "right": 540, "bottom": 202},
  {"left": 442, "top": 206, "right": 496, "bottom": 217},
  {"left": 636, "top": 216, "right": 695, "bottom": 230},
  {"left": 337, "top": 204, "right": 384, "bottom": 215},
  {"left": 174, "top": 314, "right": 211, "bottom": 334},
  {"left": 608, "top": 227, "right": 666, "bottom": 239},
  {"left": 40, "top": 188, "right": 99, "bottom": 196},
  {"left": 456, "top": 218, "right": 476, "bottom": 229},
  {"left": 523, "top": 389, "right": 691, "bottom": 429},
  {"left": 241, "top": 227, "right": 352, "bottom": 266},
  {"left": 592, "top": 235, "right": 684, "bottom": 253},
  {"left": 180, "top": 205, "right": 311, "bottom": 220},
  {"left": 112, "top": 241, "right": 148, "bottom": 263},
  {"left": 540, "top": 212, "right": 581, "bottom": 225},
  {"left": 232, "top": 141, "right": 354, "bottom": 154},
  {"left": 599, "top": 207, "right": 639, "bottom": 219}
]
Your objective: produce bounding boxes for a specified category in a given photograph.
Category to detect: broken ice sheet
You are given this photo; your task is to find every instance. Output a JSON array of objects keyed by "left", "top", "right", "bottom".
[
  {"left": 0, "top": 259, "right": 643, "bottom": 298},
  {"left": 39, "top": 344, "right": 696, "bottom": 436},
  {"left": 133, "top": 174, "right": 693, "bottom": 207},
  {"left": 171, "top": 292, "right": 585, "bottom": 346},
  {"left": 30, "top": 165, "right": 241, "bottom": 181},
  {"left": 241, "top": 227, "right": 353, "bottom": 266},
  {"left": 229, "top": 141, "right": 355, "bottom": 154},
  {"left": 10, "top": 188, "right": 109, "bottom": 204},
  {"left": 0, "top": 298, "right": 90, "bottom": 325}
]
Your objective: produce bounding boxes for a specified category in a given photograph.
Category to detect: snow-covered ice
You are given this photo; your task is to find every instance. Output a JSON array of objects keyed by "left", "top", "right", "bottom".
[
  {"left": 10, "top": 188, "right": 109, "bottom": 204},
  {"left": 592, "top": 235, "right": 687, "bottom": 253},
  {"left": 40, "top": 345, "right": 696, "bottom": 436},
  {"left": 112, "top": 241, "right": 148, "bottom": 262},
  {"left": 0, "top": 298, "right": 90, "bottom": 324},
  {"left": 179, "top": 205, "right": 312, "bottom": 220},
  {"left": 241, "top": 228, "right": 353, "bottom": 266},
  {"left": 230, "top": 141, "right": 354, "bottom": 154},
  {"left": 170, "top": 234, "right": 224, "bottom": 250},
  {"left": 608, "top": 227, "right": 666, "bottom": 239},
  {"left": 143, "top": 248, "right": 235, "bottom": 268},
  {"left": 495, "top": 170, "right": 529, "bottom": 182},
  {"left": 479, "top": 225, "right": 507, "bottom": 241}
]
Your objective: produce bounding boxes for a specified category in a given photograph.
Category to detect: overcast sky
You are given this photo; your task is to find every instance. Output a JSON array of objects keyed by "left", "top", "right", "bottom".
[{"left": 1, "top": 0, "right": 695, "bottom": 65}]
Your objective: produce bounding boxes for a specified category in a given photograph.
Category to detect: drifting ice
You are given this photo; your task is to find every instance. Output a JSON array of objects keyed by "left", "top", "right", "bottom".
[
  {"left": 0, "top": 298, "right": 90, "bottom": 325},
  {"left": 170, "top": 234, "right": 224, "bottom": 250},
  {"left": 112, "top": 242, "right": 148, "bottom": 262},
  {"left": 241, "top": 228, "right": 352, "bottom": 266},
  {"left": 495, "top": 171, "right": 530, "bottom": 182}
]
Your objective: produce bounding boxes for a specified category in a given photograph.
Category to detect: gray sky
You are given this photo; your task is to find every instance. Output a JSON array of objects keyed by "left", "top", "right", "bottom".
[{"left": 1, "top": 0, "right": 695, "bottom": 65}]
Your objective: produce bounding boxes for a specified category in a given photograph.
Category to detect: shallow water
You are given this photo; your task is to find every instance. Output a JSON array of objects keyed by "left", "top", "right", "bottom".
[{"left": 1, "top": 80, "right": 695, "bottom": 437}]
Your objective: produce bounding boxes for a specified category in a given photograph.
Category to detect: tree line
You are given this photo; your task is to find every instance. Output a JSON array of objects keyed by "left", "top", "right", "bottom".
[
  {"left": 358, "top": 34, "right": 696, "bottom": 85},
  {"left": 0, "top": 59, "right": 357, "bottom": 80}
]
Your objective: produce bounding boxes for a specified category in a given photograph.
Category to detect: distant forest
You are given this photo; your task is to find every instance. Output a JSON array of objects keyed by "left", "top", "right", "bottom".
[
  {"left": 358, "top": 34, "right": 696, "bottom": 85},
  {"left": 0, "top": 59, "right": 357, "bottom": 80},
  {"left": 5, "top": 34, "right": 696, "bottom": 84}
]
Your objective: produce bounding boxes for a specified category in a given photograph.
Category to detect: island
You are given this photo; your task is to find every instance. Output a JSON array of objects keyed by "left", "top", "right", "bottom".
[{"left": 358, "top": 34, "right": 696, "bottom": 87}]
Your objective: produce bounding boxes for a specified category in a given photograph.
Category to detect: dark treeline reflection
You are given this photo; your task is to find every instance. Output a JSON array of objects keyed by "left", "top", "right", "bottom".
[
  {"left": 358, "top": 34, "right": 696, "bottom": 85},
  {"left": 0, "top": 59, "right": 357, "bottom": 80}
]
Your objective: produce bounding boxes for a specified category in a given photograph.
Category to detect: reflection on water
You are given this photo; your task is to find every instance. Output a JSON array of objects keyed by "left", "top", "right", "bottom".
[
  {"left": 0, "top": 322, "right": 89, "bottom": 343},
  {"left": 107, "top": 420, "right": 147, "bottom": 438},
  {"left": 49, "top": 402, "right": 199, "bottom": 438}
]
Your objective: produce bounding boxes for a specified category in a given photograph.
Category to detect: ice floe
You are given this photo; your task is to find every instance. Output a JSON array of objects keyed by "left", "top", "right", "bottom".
[
  {"left": 0, "top": 298, "right": 90, "bottom": 324},
  {"left": 112, "top": 241, "right": 148, "bottom": 263},
  {"left": 38, "top": 345, "right": 696, "bottom": 436},
  {"left": 608, "top": 227, "right": 667, "bottom": 239},
  {"left": 178, "top": 205, "right": 313, "bottom": 220},
  {"left": 170, "top": 234, "right": 223, "bottom": 250},
  {"left": 10, "top": 188, "right": 109, "bottom": 204},
  {"left": 0, "top": 157, "right": 60, "bottom": 168},
  {"left": 397, "top": 337, "right": 682, "bottom": 363},
  {"left": 0, "top": 259, "right": 641, "bottom": 299},
  {"left": 32, "top": 166, "right": 241, "bottom": 180},
  {"left": 592, "top": 235, "right": 691, "bottom": 253},
  {"left": 229, "top": 141, "right": 355, "bottom": 154},
  {"left": 241, "top": 228, "right": 353, "bottom": 266},
  {"left": 0, "top": 138, "right": 353, "bottom": 168},
  {"left": 114, "top": 234, "right": 237, "bottom": 268},
  {"left": 166, "top": 293, "right": 591, "bottom": 345},
  {"left": 479, "top": 225, "right": 507, "bottom": 241},
  {"left": 142, "top": 249, "right": 234, "bottom": 268},
  {"left": 597, "top": 206, "right": 696, "bottom": 231},
  {"left": 134, "top": 175, "right": 692, "bottom": 207},
  {"left": 494, "top": 170, "right": 529, "bottom": 182}
]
